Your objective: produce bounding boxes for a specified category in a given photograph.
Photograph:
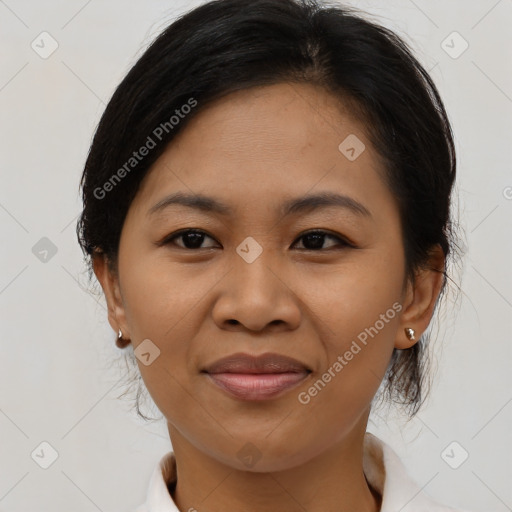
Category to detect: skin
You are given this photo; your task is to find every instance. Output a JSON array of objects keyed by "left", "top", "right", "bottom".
[{"left": 94, "top": 82, "right": 445, "bottom": 512}]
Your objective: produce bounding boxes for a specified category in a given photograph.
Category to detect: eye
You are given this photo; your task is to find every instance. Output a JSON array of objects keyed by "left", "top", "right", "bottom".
[
  {"left": 160, "top": 229, "right": 219, "bottom": 250},
  {"left": 292, "top": 230, "right": 354, "bottom": 251},
  {"left": 159, "top": 229, "right": 354, "bottom": 251}
]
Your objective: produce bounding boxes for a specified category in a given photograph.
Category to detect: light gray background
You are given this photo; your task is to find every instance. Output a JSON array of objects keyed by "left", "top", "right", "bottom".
[{"left": 1, "top": 0, "right": 511, "bottom": 511}]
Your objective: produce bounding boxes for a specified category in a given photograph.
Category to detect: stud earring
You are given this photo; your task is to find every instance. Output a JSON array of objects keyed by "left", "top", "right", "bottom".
[
  {"left": 404, "top": 327, "right": 415, "bottom": 341},
  {"left": 116, "top": 329, "right": 130, "bottom": 349}
]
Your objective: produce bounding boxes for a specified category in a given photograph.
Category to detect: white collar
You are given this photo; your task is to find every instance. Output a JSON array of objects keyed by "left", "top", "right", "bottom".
[{"left": 136, "top": 432, "right": 466, "bottom": 512}]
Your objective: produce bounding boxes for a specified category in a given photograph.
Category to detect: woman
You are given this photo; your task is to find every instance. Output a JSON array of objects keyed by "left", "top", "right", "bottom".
[{"left": 77, "top": 0, "right": 468, "bottom": 510}]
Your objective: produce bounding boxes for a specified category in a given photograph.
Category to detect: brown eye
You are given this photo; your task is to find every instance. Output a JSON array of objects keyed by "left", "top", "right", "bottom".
[
  {"left": 292, "top": 230, "right": 353, "bottom": 251},
  {"left": 162, "top": 229, "right": 218, "bottom": 250}
]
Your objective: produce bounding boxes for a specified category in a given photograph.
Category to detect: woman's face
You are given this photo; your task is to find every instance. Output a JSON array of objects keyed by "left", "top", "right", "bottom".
[{"left": 100, "top": 82, "right": 428, "bottom": 471}]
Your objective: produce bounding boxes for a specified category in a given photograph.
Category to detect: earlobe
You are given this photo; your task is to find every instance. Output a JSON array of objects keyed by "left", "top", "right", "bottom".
[
  {"left": 92, "top": 252, "right": 130, "bottom": 343},
  {"left": 395, "top": 244, "right": 446, "bottom": 350}
]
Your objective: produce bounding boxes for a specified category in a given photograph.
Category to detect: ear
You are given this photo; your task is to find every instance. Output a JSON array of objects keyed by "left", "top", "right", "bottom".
[
  {"left": 92, "top": 252, "right": 130, "bottom": 342},
  {"left": 396, "top": 244, "right": 446, "bottom": 349}
]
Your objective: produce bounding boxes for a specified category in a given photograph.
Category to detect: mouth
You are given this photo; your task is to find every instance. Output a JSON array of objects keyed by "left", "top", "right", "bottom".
[{"left": 201, "top": 352, "right": 312, "bottom": 401}]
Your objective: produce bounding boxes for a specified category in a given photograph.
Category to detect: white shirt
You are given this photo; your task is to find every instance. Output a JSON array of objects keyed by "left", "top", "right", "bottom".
[{"left": 135, "top": 432, "right": 470, "bottom": 512}]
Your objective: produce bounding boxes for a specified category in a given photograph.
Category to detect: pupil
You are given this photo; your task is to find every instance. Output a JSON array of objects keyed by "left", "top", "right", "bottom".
[
  {"left": 184, "top": 232, "right": 204, "bottom": 249},
  {"left": 305, "top": 233, "right": 323, "bottom": 249}
]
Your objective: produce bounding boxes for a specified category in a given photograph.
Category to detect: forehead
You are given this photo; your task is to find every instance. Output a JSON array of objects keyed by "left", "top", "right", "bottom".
[
  {"left": 170, "top": 82, "right": 368, "bottom": 160},
  {"left": 130, "top": 82, "right": 395, "bottom": 222}
]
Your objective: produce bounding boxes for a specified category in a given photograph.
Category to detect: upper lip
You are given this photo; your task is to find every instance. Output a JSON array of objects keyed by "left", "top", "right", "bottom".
[{"left": 202, "top": 352, "right": 311, "bottom": 374}]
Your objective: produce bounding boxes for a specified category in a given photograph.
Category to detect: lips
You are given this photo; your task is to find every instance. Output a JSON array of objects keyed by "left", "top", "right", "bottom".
[
  {"left": 202, "top": 352, "right": 311, "bottom": 401},
  {"left": 202, "top": 352, "right": 311, "bottom": 374}
]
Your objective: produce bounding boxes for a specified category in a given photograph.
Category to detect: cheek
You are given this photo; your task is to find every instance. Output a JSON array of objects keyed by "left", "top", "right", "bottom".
[
  {"left": 119, "top": 251, "right": 206, "bottom": 342},
  {"left": 117, "top": 252, "right": 211, "bottom": 399},
  {"left": 296, "top": 289, "right": 400, "bottom": 443},
  {"left": 294, "top": 251, "right": 403, "bottom": 412},
  {"left": 300, "top": 246, "right": 404, "bottom": 346}
]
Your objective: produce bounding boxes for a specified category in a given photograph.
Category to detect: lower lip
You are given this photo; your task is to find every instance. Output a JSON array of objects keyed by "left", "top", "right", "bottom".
[{"left": 206, "top": 372, "right": 310, "bottom": 400}]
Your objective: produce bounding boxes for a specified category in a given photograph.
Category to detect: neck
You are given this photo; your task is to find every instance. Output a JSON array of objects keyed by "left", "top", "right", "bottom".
[{"left": 167, "top": 422, "right": 382, "bottom": 512}]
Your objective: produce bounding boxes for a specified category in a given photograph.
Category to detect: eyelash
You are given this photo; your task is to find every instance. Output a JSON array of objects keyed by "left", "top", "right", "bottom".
[{"left": 159, "top": 228, "right": 355, "bottom": 252}]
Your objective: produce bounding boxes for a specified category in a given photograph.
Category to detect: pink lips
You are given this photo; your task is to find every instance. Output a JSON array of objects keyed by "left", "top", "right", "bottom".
[{"left": 202, "top": 352, "right": 311, "bottom": 401}]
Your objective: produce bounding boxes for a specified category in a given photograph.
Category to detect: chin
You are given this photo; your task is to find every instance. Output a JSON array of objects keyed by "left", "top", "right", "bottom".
[{"left": 208, "top": 434, "right": 317, "bottom": 473}]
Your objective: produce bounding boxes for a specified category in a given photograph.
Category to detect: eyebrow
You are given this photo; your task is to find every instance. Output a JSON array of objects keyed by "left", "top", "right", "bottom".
[{"left": 148, "top": 191, "right": 372, "bottom": 219}]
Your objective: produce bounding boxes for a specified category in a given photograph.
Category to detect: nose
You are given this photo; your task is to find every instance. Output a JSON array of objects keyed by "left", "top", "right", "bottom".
[{"left": 211, "top": 248, "right": 302, "bottom": 333}]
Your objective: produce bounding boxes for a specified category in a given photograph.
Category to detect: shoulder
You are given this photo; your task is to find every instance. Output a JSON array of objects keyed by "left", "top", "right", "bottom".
[
  {"left": 134, "top": 451, "right": 179, "bottom": 511},
  {"left": 364, "top": 432, "right": 473, "bottom": 512}
]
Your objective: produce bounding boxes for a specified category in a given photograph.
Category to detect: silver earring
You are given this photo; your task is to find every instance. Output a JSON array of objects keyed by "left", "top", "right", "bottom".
[
  {"left": 405, "top": 328, "right": 415, "bottom": 341},
  {"left": 118, "top": 329, "right": 123, "bottom": 339}
]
